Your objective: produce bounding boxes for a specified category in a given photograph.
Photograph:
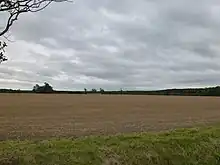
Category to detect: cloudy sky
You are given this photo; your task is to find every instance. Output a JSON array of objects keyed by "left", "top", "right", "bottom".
[{"left": 1, "top": 0, "right": 220, "bottom": 90}]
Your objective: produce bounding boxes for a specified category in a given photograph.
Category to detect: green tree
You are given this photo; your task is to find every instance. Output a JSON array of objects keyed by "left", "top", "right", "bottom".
[
  {"left": 84, "top": 88, "right": 87, "bottom": 94},
  {"left": 100, "top": 88, "right": 104, "bottom": 94},
  {"left": 33, "top": 82, "right": 53, "bottom": 93},
  {"left": 91, "top": 88, "right": 97, "bottom": 93}
]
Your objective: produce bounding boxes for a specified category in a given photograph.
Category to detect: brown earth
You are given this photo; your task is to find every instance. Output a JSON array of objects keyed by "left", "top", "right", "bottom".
[{"left": 0, "top": 94, "right": 220, "bottom": 140}]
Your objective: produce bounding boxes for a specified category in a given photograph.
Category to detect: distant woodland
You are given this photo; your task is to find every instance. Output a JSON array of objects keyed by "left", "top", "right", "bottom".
[{"left": 0, "top": 82, "right": 220, "bottom": 96}]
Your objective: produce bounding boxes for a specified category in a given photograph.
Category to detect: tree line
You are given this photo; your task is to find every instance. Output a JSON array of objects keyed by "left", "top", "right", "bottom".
[{"left": 0, "top": 83, "right": 220, "bottom": 96}]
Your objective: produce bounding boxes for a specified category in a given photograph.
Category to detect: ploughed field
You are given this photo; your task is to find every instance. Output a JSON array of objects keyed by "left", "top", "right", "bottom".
[{"left": 0, "top": 94, "right": 220, "bottom": 140}]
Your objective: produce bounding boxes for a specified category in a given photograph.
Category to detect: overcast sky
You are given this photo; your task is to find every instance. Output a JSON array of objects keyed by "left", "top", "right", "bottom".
[{"left": 1, "top": 0, "right": 220, "bottom": 90}]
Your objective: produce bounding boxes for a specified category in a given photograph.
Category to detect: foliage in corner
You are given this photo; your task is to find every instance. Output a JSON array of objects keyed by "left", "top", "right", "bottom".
[
  {"left": 0, "top": 0, "right": 69, "bottom": 63},
  {"left": 0, "top": 41, "right": 7, "bottom": 63}
]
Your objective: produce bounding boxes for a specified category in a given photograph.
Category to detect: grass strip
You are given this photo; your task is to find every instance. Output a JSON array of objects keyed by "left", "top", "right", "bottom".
[{"left": 1, "top": 126, "right": 220, "bottom": 165}]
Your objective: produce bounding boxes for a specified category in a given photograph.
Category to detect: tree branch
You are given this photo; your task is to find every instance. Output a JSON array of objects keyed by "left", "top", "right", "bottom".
[
  {"left": 0, "top": 0, "right": 67, "bottom": 37},
  {"left": 0, "top": 0, "right": 69, "bottom": 63}
]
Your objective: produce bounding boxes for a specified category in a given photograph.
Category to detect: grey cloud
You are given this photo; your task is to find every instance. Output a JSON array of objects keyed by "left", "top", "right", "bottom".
[{"left": 1, "top": 0, "right": 220, "bottom": 90}]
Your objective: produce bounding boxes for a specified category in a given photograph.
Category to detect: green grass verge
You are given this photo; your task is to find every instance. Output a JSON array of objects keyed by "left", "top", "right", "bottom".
[{"left": 1, "top": 126, "right": 220, "bottom": 165}]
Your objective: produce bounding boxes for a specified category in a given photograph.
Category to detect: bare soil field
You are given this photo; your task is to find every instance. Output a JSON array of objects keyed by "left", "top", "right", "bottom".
[{"left": 0, "top": 94, "right": 220, "bottom": 140}]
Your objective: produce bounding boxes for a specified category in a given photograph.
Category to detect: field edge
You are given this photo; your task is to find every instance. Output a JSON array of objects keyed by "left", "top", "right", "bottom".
[{"left": 1, "top": 125, "right": 220, "bottom": 165}]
